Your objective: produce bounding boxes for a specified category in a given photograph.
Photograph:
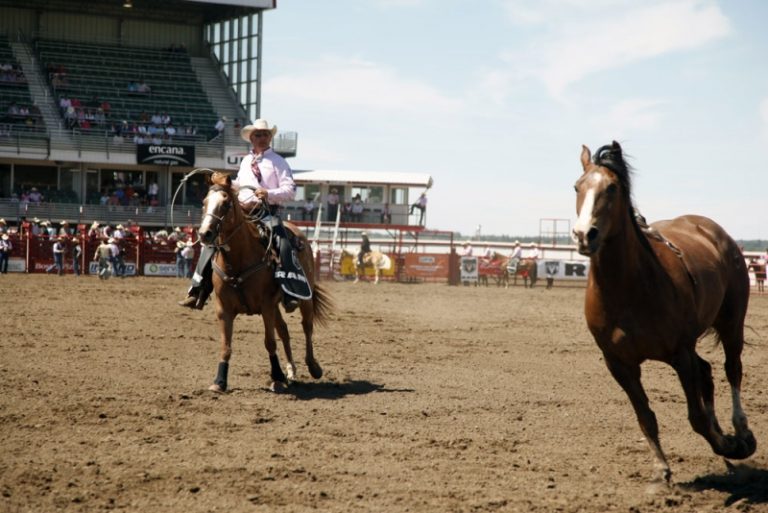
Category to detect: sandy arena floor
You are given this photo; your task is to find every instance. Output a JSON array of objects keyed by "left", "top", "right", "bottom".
[{"left": 1, "top": 275, "right": 767, "bottom": 512}]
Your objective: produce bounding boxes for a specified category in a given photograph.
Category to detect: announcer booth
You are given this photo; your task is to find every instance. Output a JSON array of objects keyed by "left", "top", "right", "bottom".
[{"left": 263, "top": 169, "right": 438, "bottom": 282}]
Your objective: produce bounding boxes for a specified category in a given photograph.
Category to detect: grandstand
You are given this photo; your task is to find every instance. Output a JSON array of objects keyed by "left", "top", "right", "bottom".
[
  {"left": 0, "top": 0, "right": 430, "bottom": 244},
  {"left": 0, "top": 0, "right": 274, "bottom": 228}
]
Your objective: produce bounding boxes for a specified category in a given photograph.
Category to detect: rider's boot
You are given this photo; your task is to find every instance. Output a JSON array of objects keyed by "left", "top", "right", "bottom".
[{"left": 179, "top": 245, "right": 214, "bottom": 310}]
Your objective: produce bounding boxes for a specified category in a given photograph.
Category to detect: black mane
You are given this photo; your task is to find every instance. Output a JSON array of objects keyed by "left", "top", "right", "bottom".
[{"left": 593, "top": 142, "right": 633, "bottom": 199}]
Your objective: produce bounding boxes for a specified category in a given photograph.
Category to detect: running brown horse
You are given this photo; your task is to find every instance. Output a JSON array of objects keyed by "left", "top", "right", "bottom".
[
  {"left": 199, "top": 172, "right": 332, "bottom": 393},
  {"left": 572, "top": 142, "right": 755, "bottom": 484}
]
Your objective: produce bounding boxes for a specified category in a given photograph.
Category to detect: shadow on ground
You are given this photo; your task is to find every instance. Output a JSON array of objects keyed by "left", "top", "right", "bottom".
[
  {"left": 286, "top": 379, "right": 415, "bottom": 400},
  {"left": 680, "top": 463, "right": 768, "bottom": 506}
]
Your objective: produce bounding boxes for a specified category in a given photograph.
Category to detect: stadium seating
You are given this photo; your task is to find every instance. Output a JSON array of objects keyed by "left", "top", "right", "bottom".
[
  {"left": 0, "top": 35, "right": 46, "bottom": 137},
  {"left": 36, "top": 39, "right": 218, "bottom": 143}
]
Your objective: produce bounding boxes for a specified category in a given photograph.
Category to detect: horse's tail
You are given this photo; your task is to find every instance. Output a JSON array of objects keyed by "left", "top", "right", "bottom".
[{"left": 312, "top": 283, "right": 334, "bottom": 326}]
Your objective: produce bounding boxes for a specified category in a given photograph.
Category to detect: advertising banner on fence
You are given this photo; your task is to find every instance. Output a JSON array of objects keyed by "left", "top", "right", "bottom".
[
  {"left": 6, "top": 257, "right": 26, "bottom": 273},
  {"left": 538, "top": 260, "right": 589, "bottom": 281},
  {"left": 459, "top": 256, "right": 478, "bottom": 284},
  {"left": 144, "top": 262, "right": 179, "bottom": 277},
  {"left": 88, "top": 261, "right": 137, "bottom": 276},
  {"left": 404, "top": 253, "right": 449, "bottom": 280}
]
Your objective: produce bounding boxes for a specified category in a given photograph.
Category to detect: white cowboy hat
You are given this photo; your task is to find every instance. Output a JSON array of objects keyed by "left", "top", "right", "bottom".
[
  {"left": 176, "top": 241, "right": 185, "bottom": 249},
  {"left": 185, "top": 240, "right": 194, "bottom": 247},
  {"left": 116, "top": 224, "right": 124, "bottom": 230},
  {"left": 513, "top": 240, "right": 520, "bottom": 245},
  {"left": 240, "top": 119, "right": 277, "bottom": 142},
  {"left": 107, "top": 238, "right": 116, "bottom": 244},
  {"left": 1, "top": 234, "right": 8, "bottom": 240},
  {"left": 0, "top": 218, "right": 6, "bottom": 224}
]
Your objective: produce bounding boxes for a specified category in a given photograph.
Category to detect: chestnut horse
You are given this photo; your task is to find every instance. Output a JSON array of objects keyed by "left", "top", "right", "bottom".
[
  {"left": 573, "top": 142, "right": 755, "bottom": 483},
  {"left": 503, "top": 257, "right": 538, "bottom": 288},
  {"left": 199, "top": 172, "right": 332, "bottom": 393}
]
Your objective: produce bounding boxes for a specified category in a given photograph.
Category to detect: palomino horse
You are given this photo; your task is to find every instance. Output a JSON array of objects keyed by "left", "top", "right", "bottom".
[
  {"left": 199, "top": 172, "right": 332, "bottom": 392},
  {"left": 353, "top": 250, "right": 391, "bottom": 284},
  {"left": 573, "top": 142, "right": 755, "bottom": 483}
]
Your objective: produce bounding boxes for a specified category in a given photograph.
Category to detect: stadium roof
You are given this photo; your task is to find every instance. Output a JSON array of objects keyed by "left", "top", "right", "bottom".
[
  {"left": 0, "top": 0, "right": 273, "bottom": 23},
  {"left": 293, "top": 170, "right": 433, "bottom": 189}
]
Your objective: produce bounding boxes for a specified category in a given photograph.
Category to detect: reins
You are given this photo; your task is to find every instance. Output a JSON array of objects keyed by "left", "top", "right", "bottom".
[{"left": 204, "top": 182, "right": 275, "bottom": 313}]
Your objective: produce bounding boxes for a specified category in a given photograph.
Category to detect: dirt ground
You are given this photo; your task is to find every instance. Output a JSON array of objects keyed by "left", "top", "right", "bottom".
[{"left": 2, "top": 274, "right": 768, "bottom": 513}]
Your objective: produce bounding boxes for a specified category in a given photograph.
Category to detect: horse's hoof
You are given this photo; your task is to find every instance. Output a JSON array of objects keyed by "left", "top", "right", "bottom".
[
  {"left": 307, "top": 360, "right": 323, "bottom": 379},
  {"left": 269, "top": 380, "right": 288, "bottom": 393},
  {"left": 208, "top": 383, "right": 226, "bottom": 394}
]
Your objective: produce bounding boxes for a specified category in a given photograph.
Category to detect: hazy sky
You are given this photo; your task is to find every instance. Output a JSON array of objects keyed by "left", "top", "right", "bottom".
[{"left": 261, "top": 0, "right": 767, "bottom": 239}]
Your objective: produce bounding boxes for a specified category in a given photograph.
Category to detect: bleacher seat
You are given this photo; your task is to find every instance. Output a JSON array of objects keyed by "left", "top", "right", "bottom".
[
  {"left": 36, "top": 39, "right": 219, "bottom": 142},
  {"left": 0, "top": 35, "right": 46, "bottom": 137}
]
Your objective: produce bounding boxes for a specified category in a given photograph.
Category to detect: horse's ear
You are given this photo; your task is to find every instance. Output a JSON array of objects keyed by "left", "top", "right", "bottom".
[
  {"left": 580, "top": 145, "right": 592, "bottom": 172},
  {"left": 611, "top": 140, "right": 622, "bottom": 154}
]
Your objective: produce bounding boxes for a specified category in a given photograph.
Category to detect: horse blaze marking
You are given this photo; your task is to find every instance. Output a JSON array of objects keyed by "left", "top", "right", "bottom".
[{"left": 565, "top": 263, "right": 586, "bottom": 277}]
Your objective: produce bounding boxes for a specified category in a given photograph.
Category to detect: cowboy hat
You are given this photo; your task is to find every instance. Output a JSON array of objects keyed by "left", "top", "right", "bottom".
[
  {"left": 72, "top": 238, "right": 79, "bottom": 243},
  {"left": 185, "top": 240, "right": 194, "bottom": 247},
  {"left": 0, "top": 218, "right": 6, "bottom": 224},
  {"left": 240, "top": 118, "right": 277, "bottom": 142},
  {"left": 176, "top": 241, "right": 185, "bottom": 249},
  {"left": 116, "top": 224, "right": 124, "bottom": 230},
  {"left": 107, "top": 238, "right": 116, "bottom": 244},
  {"left": 1, "top": 234, "right": 8, "bottom": 240}
]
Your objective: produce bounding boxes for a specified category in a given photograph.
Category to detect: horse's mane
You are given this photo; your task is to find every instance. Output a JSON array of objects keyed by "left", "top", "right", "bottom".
[
  {"left": 593, "top": 143, "right": 633, "bottom": 200},
  {"left": 593, "top": 142, "right": 655, "bottom": 255}
]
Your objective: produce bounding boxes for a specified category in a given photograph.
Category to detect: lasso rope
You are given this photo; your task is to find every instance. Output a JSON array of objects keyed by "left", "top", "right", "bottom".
[{"left": 169, "top": 167, "right": 215, "bottom": 246}]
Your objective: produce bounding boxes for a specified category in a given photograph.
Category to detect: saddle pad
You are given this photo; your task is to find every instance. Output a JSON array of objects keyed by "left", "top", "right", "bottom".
[{"left": 276, "top": 238, "right": 312, "bottom": 300}]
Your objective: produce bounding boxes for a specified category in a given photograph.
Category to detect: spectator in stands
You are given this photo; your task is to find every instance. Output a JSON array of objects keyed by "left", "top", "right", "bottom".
[
  {"left": 409, "top": 192, "right": 428, "bottom": 225},
  {"left": 326, "top": 188, "right": 340, "bottom": 222},
  {"left": 71, "top": 237, "right": 82, "bottom": 277},
  {"left": 351, "top": 194, "right": 364, "bottom": 222},
  {"left": 461, "top": 242, "right": 474, "bottom": 256},
  {"left": 165, "top": 123, "right": 176, "bottom": 138},
  {"left": 0, "top": 233, "right": 11, "bottom": 274},
  {"left": 302, "top": 196, "right": 315, "bottom": 221},
  {"left": 381, "top": 203, "right": 391, "bottom": 224},
  {"left": 137, "top": 80, "right": 151, "bottom": 94},
  {"left": 28, "top": 187, "right": 43, "bottom": 204},
  {"left": 161, "top": 112, "right": 171, "bottom": 125},
  {"left": 99, "top": 190, "right": 110, "bottom": 205},
  {"left": 209, "top": 116, "right": 226, "bottom": 141},
  {"left": 148, "top": 181, "right": 159, "bottom": 202},
  {"left": 0, "top": 218, "right": 6, "bottom": 235},
  {"left": 342, "top": 202, "right": 353, "bottom": 222},
  {"left": 127, "top": 80, "right": 138, "bottom": 93},
  {"left": 233, "top": 118, "right": 241, "bottom": 135}
]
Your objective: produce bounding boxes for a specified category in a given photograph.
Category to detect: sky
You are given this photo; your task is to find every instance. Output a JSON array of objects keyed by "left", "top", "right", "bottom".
[{"left": 260, "top": 0, "right": 767, "bottom": 239}]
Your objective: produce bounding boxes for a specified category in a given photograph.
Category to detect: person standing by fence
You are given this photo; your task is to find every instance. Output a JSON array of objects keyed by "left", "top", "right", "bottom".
[
  {"left": 71, "top": 237, "right": 82, "bottom": 276},
  {"left": 93, "top": 238, "right": 112, "bottom": 279},
  {"left": 0, "top": 234, "right": 11, "bottom": 274}
]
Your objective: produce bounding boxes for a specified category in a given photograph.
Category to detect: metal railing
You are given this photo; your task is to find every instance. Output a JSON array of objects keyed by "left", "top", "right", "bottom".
[{"left": 0, "top": 198, "right": 201, "bottom": 228}]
